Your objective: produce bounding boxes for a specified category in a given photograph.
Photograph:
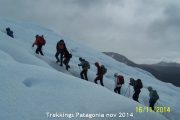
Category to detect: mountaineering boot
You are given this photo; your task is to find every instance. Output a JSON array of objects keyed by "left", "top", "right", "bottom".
[{"left": 66, "top": 65, "right": 70, "bottom": 71}]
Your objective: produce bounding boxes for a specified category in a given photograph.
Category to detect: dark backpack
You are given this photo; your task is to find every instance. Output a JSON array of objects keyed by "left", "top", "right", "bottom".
[
  {"left": 136, "top": 79, "right": 143, "bottom": 89},
  {"left": 117, "top": 75, "right": 124, "bottom": 84},
  {"left": 152, "top": 90, "right": 159, "bottom": 101},
  {"left": 101, "top": 65, "right": 107, "bottom": 75},
  {"left": 83, "top": 61, "right": 90, "bottom": 69}
]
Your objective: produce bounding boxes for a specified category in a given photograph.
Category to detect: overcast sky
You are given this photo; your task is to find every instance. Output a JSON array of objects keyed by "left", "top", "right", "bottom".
[{"left": 0, "top": 0, "right": 180, "bottom": 64}]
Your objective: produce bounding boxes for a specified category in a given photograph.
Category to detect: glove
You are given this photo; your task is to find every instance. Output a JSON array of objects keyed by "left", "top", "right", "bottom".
[
  {"left": 32, "top": 44, "right": 34, "bottom": 47},
  {"left": 78, "top": 64, "right": 80, "bottom": 66}
]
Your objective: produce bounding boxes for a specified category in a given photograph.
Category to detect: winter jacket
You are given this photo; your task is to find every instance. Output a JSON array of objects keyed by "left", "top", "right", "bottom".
[
  {"left": 149, "top": 90, "right": 159, "bottom": 101},
  {"left": 133, "top": 79, "right": 143, "bottom": 90},
  {"left": 6, "top": 29, "right": 14, "bottom": 38},
  {"left": 79, "top": 60, "right": 89, "bottom": 70},
  {"left": 56, "top": 41, "right": 67, "bottom": 52},
  {"left": 115, "top": 77, "right": 122, "bottom": 88},
  {"left": 96, "top": 64, "right": 103, "bottom": 76},
  {"left": 34, "top": 36, "right": 45, "bottom": 46},
  {"left": 64, "top": 49, "right": 72, "bottom": 59}
]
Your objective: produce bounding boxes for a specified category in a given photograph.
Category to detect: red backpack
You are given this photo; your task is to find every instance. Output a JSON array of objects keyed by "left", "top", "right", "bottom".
[
  {"left": 117, "top": 75, "right": 124, "bottom": 85},
  {"left": 38, "top": 36, "right": 46, "bottom": 45}
]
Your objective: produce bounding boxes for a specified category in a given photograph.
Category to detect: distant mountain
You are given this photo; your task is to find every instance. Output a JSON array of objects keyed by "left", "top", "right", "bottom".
[
  {"left": 104, "top": 52, "right": 136, "bottom": 66},
  {"left": 152, "top": 61, "right": 180, "bottom": 67},
  {"left": 104, "top": 52, "right": 180, "bottom": 87}
]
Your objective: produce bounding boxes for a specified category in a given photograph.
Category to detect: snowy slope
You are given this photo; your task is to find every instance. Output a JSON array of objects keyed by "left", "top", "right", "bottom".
[{"left": 0, "top": 19, "right": 179, "bottom": 120}]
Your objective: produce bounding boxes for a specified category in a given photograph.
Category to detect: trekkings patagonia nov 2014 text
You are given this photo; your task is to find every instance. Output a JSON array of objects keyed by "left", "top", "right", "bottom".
[{"left": 46, "top": 112, "right": 133, "bottom": 119}]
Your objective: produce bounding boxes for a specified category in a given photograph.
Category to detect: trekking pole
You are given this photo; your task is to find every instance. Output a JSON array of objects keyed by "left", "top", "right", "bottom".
[
  {"left": 156, "top": 101, "right": 161, "bottom": 106},
  {"left": 124, "top": 85, "right": 130, "bottom": 96},
  {"left": 128, "top": 85, "right": 131, "bottom": 98},
  {"left": 78, "top": 66, "right": 81, "bottom": 77},
  {"left": 78, "top": 66, "right": 81, "bottom": 71}
]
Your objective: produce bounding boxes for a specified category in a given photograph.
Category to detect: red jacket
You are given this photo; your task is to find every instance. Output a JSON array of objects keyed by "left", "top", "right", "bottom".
[
  {"left": 115, "top": 75, "right": 124, "bottom": 87},
  {"left": 96, "top": 64, "right": 103, "bottom": 76}
]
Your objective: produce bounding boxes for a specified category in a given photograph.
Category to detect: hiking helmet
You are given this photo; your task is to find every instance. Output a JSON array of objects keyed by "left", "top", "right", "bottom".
[
  {"left": 79, "top": 57, "right": 83, "bottom": 61},
  {"left": 114, "top": 73, "right": 118, "bottom": 77},
  {"left": 35, "top": 35, "right": 39, "bottom": 38},
  {"left": 147, "top": 86, "right": 153, "bottom": 91},
  {"left": 6, "top": 27, "right": 10, "bottom": 31},
  {"left": 60, "top": 39, "right": 64, "bottom": 43},
  {"left": 95, "top": 62, "right": 99, "bottom": 66}
]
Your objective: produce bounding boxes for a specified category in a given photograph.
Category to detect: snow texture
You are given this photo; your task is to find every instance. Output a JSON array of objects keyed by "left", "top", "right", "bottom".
[{"left": 0, "top": 19, "right": 179, "bottom": 120}]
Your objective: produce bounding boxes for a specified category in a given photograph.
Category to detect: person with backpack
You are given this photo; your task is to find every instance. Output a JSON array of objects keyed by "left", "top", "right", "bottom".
[
  {"left": 132, "top": 79, "right": 143, "bottom": 102},
  {"left": 114, "top": 73, "right": 124, "bottom": 94},
  {"left": 6, "top": 27, "right": 14, "bottom": 38},
  {"left": 32, "top": 35, "right": 46, "bottom": 56},
  {"left": 78, "top": 57, "right": 90, "bottom": 81},
  {"left": 63, "top": 49, "right": 72, "bottom": 71},
  {"left": 94, "top": 62, "right": 107, "bottom": 86},
  {"left": 147, "top": 86, "right": 159, "bottom": 111},
  {"left": 55, "top": 39, "right": 67, "bottom": 66}
]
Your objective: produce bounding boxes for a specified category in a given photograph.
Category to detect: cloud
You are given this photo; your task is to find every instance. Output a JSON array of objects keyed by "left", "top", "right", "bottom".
[{"left": 0, "top": 0, "right": 180, "bottom": 63}]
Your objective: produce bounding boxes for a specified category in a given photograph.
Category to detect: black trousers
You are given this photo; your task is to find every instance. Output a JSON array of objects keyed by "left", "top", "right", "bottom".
[
  {"left": 36, "top": 45, "right": 43, "bottom": 55},
  {"left": 63, "top": 57, "right": 71, "bottom": 70},
  {"left": 80, "top": 69, "right": 88, "bottom": 80},
  {"left": 63, "top": 57, "right": 70, "bottom": 65},
  {"left": 94, "top": 75, "right": 104, "bottom": 86},
  {"left": 149, "top": 99, "right": 157, "bottom": 110},
  {"left": 133, "top": 89, "right": 141, "bottom": 102},
  {"left": 114, "top": 86, "right": 121, "bottom": 94},
  {"left": 55, "top": 51, "right": 63, "bottom": 66}
]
